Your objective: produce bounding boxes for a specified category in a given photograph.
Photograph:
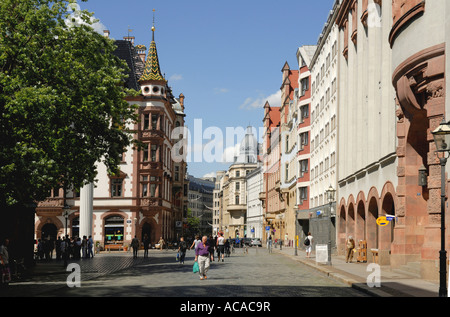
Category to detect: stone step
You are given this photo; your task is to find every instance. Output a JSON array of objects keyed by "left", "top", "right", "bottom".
[{"left": 393, "top": 262, "right": 421, "bottom": 279}]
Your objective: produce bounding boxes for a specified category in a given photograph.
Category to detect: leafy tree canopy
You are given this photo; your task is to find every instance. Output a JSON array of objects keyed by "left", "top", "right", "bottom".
[{"left": 0, "top": 0, "right": 139, "bottom": 207}]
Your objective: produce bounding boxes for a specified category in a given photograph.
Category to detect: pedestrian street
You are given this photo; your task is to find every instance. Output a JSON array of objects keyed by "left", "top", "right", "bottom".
[{"left": 5, "top": 247, "right": 371, "bottom": 298}]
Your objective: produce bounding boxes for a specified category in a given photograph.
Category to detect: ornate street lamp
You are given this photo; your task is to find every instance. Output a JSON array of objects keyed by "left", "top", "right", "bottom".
[
  {"left": 432, "top": 118, "right": 450, "bottom": 297},
  {"left": 325, "top": 185, "right": 336, "bottom": 265}
]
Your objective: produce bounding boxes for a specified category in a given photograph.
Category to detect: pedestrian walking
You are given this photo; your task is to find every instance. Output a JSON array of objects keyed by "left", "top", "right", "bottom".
[
  {"left": 305, "top": 232, "right": 313, "bottom": 258},
  {"left": 224, "top": 238, "right": 230, "bottom": 257},
  {"left": 143, "top": 234, "right": 150, "bottom": 258},
  {"left": 62, "top": 235, "right": 69, "bottom": 267},
  {"left": 195, "top": 236, "right": 210, "bottom": 280},
  {"left": 74, "top": 237, "right": 81, "bottom": 259},
  {"left": 178, "top": 237, "right": 187, "bottom": 264},
  {"left": 189, "top": 235, "right": 200, "bottom": 250},
  {"left": 158, "top": 237, "right": 165, "bottom": 251},
  {"left": 37, "top": 239, "right": 44, "bottom": 260},
  {"left": 207, "top": 235, "right": 215, "bottom": 262},
  {"left": 216, "top": 233, "right": 225, "bottom": 262},
  {"left": 346, "top": 236, "right": 356, "bottom": 263},
  {"left": 87, "top": 236, "right": 94, "bottom": 258},
  {"left": 131, "top": 235, "right": 140, "bottom": 258},
  {"left": 0, "top": 238, "right": 11, "bottom": 285},
  {"left": 268, "top": 235, "right": 273, "bottom": 253},
  {"left": 48, "top": 238, "right": 55, "bottom": 260},
  {"left": 55, "top": 237, "right": 62, "bottom": 261},
  {"left": 82, "top": 236, "right": 87, "bottom": 258}
]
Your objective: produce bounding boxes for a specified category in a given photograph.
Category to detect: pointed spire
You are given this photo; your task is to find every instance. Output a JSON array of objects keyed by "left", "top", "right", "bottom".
[{"left": 139, "top": 9, "right": 166, "bottom": 83}]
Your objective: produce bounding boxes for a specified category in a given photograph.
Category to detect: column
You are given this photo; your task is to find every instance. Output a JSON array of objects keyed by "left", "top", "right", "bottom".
[{"left": 80, "top": 182, "right": 94, "bottom": 238}]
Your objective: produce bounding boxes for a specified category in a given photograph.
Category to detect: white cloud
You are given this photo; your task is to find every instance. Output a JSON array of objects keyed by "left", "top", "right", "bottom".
[
  {"left": 221, "top": 143, "right": 240, "bottom": 164},
  {"left": 239, "top": 90, "right": 281, "bottom": 110},
  {"left": 202, "top": 172, "right": 217, "bottom": 178},
  {"left": 214, "top": 88, "right": 229, "bottom": 94},
  {"left": 169, "top": 74, "right": 183, "bottom": 82}
]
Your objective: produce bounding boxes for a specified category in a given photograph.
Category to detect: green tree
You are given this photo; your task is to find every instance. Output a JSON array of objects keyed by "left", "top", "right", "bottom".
[
  {"left": 0, "top": 0, "right": 139, "bottom": 207},
  {"left": 186, "top": 208, "right": 200, "bottom": 236}
]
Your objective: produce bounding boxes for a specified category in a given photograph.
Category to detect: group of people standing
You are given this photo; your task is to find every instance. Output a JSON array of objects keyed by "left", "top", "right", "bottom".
[
  {"left": 57, "top": 235, "right": 94, "bottom": 262},
  {"left": 36, "top": 235, "right": 94, "bottom": 262}
]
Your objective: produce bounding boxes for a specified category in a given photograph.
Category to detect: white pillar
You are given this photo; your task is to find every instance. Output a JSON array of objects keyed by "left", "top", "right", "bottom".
[{"left": 80, "top": 182, "right": 94, "bottom": 238}]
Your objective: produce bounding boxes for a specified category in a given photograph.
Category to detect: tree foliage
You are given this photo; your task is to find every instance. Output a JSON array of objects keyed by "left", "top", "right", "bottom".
[{"left": 0, "top": 0, "right": 139, "bottom": 207}]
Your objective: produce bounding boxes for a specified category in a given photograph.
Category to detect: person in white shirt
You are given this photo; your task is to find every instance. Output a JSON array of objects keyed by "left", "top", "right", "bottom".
[
  {"left": 216, "top": 233, "right": 225, "bottom": 262},
  {"left": 305, "top": 232, "right": 313, "bottom": 258}
]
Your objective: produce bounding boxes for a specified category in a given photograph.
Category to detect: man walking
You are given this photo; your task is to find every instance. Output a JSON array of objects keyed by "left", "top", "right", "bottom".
[
  {"left": 131, "top": 236, "right": 140, "bottom": 258},
  {"left": 178, "top": 237, "right": 187, "bottom": 264},
  {"left": 195, "top": 236, "right": 210, "bottom": 280}
]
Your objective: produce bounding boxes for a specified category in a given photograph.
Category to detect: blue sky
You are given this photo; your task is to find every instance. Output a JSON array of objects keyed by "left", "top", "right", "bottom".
[{"left": 78, "top": 0, "right": 335, "bottom": 178}]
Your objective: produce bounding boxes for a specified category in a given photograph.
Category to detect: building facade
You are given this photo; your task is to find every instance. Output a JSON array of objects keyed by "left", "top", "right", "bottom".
[
  {"left": 336, "top": 0, "right": 397, "bottom": 265},
  {"left": 246, "top": 165, "right": 264, "bottom": 240},
  {"left": 35, "top": 28, "right": 188, "bottom": 249},
  {"left": 390, "top": 0, "right": 449, "bottom": 280},
  {"left": 187, "top": 175, "right": 214, "bottom": 237},
  {"left": 309, "top": 4, "right": 340, "bottom": 248},
  {"left": 262, "top": 101, "right": 281, "bottom": 243},
  {"left": 213, "top": 171, "right": 226, "bottom": 236},
  {"left": 279, "top": 62, "right": 299, "bottom": 246},
  {"left": 295, "top": 45, "right": 316, "bottom": 243}
]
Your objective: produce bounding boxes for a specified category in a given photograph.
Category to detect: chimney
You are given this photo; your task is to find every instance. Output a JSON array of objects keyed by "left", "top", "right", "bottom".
[
  {"left": 103, "top": 30, "right": 110, "bottom": 38},
  {"left": 123, "top": 36, "right": 135, "bottom": 45},
  {"left": 135, "top": 45, "right": 147, "bottom": 63}
]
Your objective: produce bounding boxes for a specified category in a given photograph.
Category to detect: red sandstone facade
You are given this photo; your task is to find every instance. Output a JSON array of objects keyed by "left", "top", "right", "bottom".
[{"left": 336, "top": 0, "right": 448, "bottom": 282}]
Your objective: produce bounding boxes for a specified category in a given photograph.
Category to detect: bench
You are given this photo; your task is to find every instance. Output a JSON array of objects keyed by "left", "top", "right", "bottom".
[{"left": 106, "top": 244, "right": 124, "bottom": 252}]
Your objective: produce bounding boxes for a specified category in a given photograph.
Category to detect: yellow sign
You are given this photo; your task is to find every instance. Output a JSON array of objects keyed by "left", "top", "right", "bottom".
[{"left": 376, "top": 216, "right": 389, "bottom": 227}]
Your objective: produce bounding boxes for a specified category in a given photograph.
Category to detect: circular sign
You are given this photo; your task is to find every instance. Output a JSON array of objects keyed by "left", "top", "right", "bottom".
[{"left": 376, "top": 216, "right": 389, "bottom": 227}]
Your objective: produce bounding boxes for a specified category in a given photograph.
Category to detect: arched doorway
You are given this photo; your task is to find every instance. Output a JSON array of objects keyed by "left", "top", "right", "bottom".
[
  {"left": 339, "top": 205, "right": 347, "bottom": 254},
  {"left": 381, "top": 193, "right": 395, "bottom": 248},
  {"left": 367, "top": 197, "right": 378, "bottom": 252},
  {"left": 356, "top": 201, "right": 366, "bottom": 242},
  {"left": 41, "top": 223, "right": 57, "bottom": 241},
  {"left": 104, "top": 215, "right": 124, "bottom": 246},
  {"left": 142, "top": 222, "right": 152, "bottom": 246},
  {"left": 347, "top": 203, "right": 355, "bottom": 239}
]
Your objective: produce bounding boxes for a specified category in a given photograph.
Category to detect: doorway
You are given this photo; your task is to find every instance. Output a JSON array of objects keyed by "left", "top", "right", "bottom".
[{"left": 41, "top": 223, "right": 57, "bottom": 241}]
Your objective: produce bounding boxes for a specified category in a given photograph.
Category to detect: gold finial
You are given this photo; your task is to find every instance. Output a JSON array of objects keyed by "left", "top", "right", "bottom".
[{"left": 152, "top": 9, "right": 156, "bottom": 31}]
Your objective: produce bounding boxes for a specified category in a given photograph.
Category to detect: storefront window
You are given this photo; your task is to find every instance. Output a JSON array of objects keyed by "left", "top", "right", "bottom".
[{"left": 104, "top": 216, "right": 124, "bottom": 245}]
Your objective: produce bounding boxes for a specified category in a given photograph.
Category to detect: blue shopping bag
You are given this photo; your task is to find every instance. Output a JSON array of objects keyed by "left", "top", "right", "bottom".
[{"left": 193, "top": 261, "right": 199, "bottom": 273}]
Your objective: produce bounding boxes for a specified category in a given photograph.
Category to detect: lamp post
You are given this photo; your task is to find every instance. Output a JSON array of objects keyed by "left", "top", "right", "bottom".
[
  {"left": 62, "top": 203, "right": 70, "bottom": 268},
  {"left": 431, "top": 118, "right": 450, "bottom": 297},
  {"left": 63, "top": 204, "right": 70, "bottom": 237},
  {"left": 294, "top": 209, "right": 298, "bottom": 256},
  {"left": 325, "top": 185, "right": 336, "bottom": 266}
]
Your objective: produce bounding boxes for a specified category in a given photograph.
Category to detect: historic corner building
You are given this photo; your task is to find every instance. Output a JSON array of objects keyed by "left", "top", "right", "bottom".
[
  {"left": 336, "top": 0, "right": 450, "bottom": 281},
  {"left": 34, "top": 27, "right": 189, "bottom": 248}
]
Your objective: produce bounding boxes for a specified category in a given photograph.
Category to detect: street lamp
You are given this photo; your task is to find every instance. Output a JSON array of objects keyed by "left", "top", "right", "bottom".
[
  {"left": 62, "top": 203, "right": 70, "bottom": 268},
  {"left": 325, "top": 185, "right": 336, "bottom": 265},
  {"left": 431, "top": 118, "right": 450, "bottom": 297},
  {"left": 63, "top": 204, "right": 70, "bottom": 237}
]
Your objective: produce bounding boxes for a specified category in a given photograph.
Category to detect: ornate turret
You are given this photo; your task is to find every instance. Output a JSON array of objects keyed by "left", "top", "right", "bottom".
[{"left": 139, "top": 10, "right": 167, "bottom": 97}]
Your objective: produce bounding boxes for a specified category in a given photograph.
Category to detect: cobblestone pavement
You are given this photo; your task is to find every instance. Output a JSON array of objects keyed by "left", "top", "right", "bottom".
[{"left": 11, "top": 247, "right": 370, "bottom": 298}]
